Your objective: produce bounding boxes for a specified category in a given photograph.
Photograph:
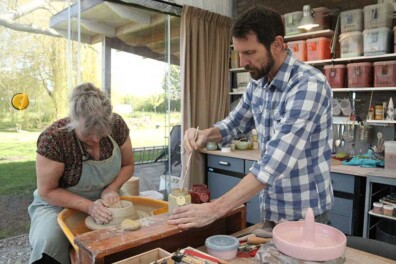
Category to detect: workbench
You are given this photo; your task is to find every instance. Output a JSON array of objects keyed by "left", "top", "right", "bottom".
[{"left": 74, "top": 205, "right": 246, "bottom": 263}]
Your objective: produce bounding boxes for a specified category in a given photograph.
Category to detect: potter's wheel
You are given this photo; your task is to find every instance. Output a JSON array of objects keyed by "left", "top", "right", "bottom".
[
  {"left": 272, "top": 208, "right": 346, "bottom": 261},
  {"left": 85, "top": 203, "right": 152, "bottom": 230}
]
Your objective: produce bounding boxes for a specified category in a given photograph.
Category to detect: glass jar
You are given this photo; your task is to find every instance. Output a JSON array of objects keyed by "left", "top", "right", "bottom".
[
  {"left": 206, "top": 142, "right": 217, "bottom": 151},
  {"left": 168, "top": 188, "right": 191, "bottom": 213}
]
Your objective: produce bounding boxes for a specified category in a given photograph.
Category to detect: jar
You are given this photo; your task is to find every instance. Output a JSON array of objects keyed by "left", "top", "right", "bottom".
[
  {"left": 375, "top": 105, "right": 384, "bottom": 120},
  {"left": 206, "top": 142, "right": 217, "bottom": 151},
  {"left": 252, "top": 129, "right": 258, "bottom": 142},
  {"left": 168, "top": 188, "right": 191, "bottom": 213},
  {"left": 383, "top": 204, "right": 394, "bottom": 216},
  {"left": 189, "top": 184, "right": 211, "bottom": 204},
  {"left": 372, "top": 202, "right": 383, "bottom": 214}
]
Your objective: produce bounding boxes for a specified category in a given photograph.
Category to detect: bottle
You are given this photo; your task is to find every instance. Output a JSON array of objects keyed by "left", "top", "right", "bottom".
[{"left": 252, "top": 129, "right": 258, "bottom": 142}]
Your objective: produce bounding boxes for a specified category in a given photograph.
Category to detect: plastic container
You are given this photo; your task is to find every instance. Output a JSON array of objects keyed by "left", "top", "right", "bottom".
[
  {"left": 340, "top": 9, "right": 363, "bottom": 33},
  {"left": 287, "top": 40, "right": 307, "bottom": 61},
  {"left": 312, "top": 7, "right": 331, "bottom": 31},
  {"left": 383, "top": 205, "right": 394, "bottom": 216},
  {"left": 394, "top": 26, "right": 396, "bottom": 53},
  {"left": 373, "top": 61, "right": 396, "bottom": 87},
  {"left": 339, "top": 31, "right": 363, "bottom": 58},
  {"left": 347, "top": 62, "right": 373, "bottom": 87},
  {"left": 363, "top": 3, "right": 394, "bottom": 30},
  {"left": 324, "top": 64, "right": 346, "bottom": 88},
  {"left": 384, "top": 141, "right": 396, "bottom": 170},
  {"left": 306, "top": 37, "right": 331, "bottom": 61},
  {"left": 372, "top": 202, "right": 383, "bottom": 214},
  {"left": 378, "top": 0, "right": 396, "bottom": 10},
  {"left": 205, "top": 235, "right": 239, "bottom": 260},
  {"left": 284, "top": 11, "right": 303, "bottom": 36},
  {"left": 363, "top": 27, "right": 392, "bottom": 56},
  {"left": 376, "top": 220, "right": 396, "bottom": 245}
]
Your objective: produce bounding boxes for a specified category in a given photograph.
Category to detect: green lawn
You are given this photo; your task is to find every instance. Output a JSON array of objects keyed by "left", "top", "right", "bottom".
[{"left": 0, "top": 126, "right": 171, "bottom": 195}]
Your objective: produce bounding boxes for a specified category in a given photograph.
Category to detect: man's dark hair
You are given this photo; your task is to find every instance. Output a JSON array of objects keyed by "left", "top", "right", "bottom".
[{"left": 232, "top": 6, "right": 285, "bottom": 50}]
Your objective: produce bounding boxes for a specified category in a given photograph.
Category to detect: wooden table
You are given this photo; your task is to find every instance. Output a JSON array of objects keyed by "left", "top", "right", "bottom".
[{"left": 74, "top": 205, "right": 246, "bottom": 263}]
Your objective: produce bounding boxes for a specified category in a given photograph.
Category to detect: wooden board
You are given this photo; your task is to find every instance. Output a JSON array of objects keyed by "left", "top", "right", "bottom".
[
  {"left": 113, "top": 248, "right": 171, "bottom": 264},
  {"left": 75, "top": 205, "right": 246, "bottom": 263}
]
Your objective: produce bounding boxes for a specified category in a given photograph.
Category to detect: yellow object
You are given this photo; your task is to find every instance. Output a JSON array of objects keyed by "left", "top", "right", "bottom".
[
  {"left": 11, "top": 93, "right": 29, "bottom": 110},
  {"left": 57, "top": 196, "right": 168, "bottom": 253},
  {"left": 120, "top": 219, "right": 141, "bottom": 231}
]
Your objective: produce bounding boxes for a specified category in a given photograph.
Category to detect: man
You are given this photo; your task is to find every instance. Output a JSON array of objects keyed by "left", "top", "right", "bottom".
[{"left": 168, "top": 6, "right": 333, "bottom": 231}]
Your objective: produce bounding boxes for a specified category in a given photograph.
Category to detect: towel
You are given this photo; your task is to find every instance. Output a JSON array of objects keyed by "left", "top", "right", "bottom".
[{"left": 342, "top": 157, "right": 384, "bottom": 168}]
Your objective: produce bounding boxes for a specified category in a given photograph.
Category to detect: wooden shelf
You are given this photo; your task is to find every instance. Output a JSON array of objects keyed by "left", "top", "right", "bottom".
[
  {"left": 332, "top": 87, "right": 396, "bottom": 92},
  {"left": 284, "top": 29, "right": 334, "bottom": 42},
  {"left": 369, "top": 210, "right": 396, "bottom": 221},
  {"left": 229, "top": 67, "right": 245, "bottom": 72},
  {"left": 229, "top": 91, "right": 244, "bottom": 95},
  {"left": 308, "top": 53, "right": 396, "bottom": 66}
]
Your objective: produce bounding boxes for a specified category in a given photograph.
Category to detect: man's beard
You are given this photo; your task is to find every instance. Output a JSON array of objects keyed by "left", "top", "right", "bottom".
[{"left": 245, "top": 53, "right": 275, "bottom": 80}]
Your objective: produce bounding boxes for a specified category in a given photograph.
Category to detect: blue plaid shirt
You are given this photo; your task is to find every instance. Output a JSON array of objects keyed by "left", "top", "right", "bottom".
[{"left": 215, "top": 53, "right": 334, "bottom": 221}]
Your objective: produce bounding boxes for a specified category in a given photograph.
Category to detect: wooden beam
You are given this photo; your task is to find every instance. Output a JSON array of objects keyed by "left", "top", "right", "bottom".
[
  {"left": 104, "top": 2, "right": 151, "bottom": 25},
  {"left": 80, "top": 18, "right": 116, "bottom": 37}
]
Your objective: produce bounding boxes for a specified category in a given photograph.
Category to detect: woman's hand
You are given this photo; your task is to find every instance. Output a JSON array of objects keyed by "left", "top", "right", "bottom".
[
  {"left": 101, "top": 189, "right": 120, "bottom": 207},
  {"left": 88, "top": 199, "right": 112, "bottom": 225}
]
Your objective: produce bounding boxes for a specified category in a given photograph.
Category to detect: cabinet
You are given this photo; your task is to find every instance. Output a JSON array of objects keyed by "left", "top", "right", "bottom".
[
  {"left": 206, "top": 154, "right": 261, "bottom": 225},
  {"left": 329, "top": 173, "right": 366, "bottom": 236},
  {"left": 363, "top": 176, "right": 396, "bottom": 244}
]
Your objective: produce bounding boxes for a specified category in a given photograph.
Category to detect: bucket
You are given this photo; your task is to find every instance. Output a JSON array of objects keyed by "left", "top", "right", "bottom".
[{"left": 376, "top": 220, "right": 396, "bottom": 245}]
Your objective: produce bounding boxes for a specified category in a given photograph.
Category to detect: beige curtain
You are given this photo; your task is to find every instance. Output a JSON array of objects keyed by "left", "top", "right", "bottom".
[{"left": 180, "top": 5, "right": 232, "bottom": 188}]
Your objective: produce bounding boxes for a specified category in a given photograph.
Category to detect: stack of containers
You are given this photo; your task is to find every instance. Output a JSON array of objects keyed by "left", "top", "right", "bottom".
[
  {"left": 287, "top": 40, "right": 307, "bottom": 61},
  {"left": 363, "top": 3, "right": 394, "bottom": 56},
  {"left": 339, "top": 9, "right": 364, "bottom": 58},
  {"left": 284, "top": 11, "right": 303, "bottom": 36}
]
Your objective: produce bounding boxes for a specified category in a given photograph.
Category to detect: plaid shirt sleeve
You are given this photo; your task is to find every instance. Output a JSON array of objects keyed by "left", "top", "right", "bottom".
[
  {"left": 213, "top": 82, "right": 256, "bottom": 143},
  {"left": 251, "top": 74, "right": 331, "bottom": 186}
]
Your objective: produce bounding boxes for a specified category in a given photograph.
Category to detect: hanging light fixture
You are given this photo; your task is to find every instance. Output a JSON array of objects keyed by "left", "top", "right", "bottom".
[{"left": 298, "top": 5, "right": 319, "bottom": 31}]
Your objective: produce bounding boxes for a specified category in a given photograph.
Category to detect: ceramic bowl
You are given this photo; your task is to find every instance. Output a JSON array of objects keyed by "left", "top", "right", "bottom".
[{"left": 235, "top": 141, "right": 249, "bottom": 150}]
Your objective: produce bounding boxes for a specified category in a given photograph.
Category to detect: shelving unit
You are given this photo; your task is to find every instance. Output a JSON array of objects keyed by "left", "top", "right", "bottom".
[
  {"left": 363, "top": 176, "right": 396, "bottom": 243},
  {"left": 284, "top": 29, "right": 334, "bottom": 42}
]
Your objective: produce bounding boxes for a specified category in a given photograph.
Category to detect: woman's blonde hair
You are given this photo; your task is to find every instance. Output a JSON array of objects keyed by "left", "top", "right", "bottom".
[{"left": 65, "top": 83, "right": 113, "bottom": 137}]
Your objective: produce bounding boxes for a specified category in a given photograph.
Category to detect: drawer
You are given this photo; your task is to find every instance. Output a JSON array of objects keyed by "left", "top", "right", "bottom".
[
  {"left": 329, "top": 213, "right": 352, "bottom": 235},
  {"left": 330, "top": 197, "right": 353, "bottom": 217},
  {"left": 207, "top": 155, "right": 244, "bottom": 173},
  {"left": 331, "top": 173, "right": 355, "bottom": 193},
  {"left": 245, "top": 160, "right": 255, "bottom": 174},
  {"left": 207, "top": 171, "right": 241, "bottom": 199}
]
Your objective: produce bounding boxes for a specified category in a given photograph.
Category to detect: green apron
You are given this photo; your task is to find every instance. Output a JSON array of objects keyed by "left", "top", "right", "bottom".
[{"left": 28, "top": 136, "right": 121, "bottom": 264}]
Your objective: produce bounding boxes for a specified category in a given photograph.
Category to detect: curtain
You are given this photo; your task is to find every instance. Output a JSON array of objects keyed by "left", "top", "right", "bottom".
[{"left": 180, "top": 5, "right": 232, "bottom": 188}]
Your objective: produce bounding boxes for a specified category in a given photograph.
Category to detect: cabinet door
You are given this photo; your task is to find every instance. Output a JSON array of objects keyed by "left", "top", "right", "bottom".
[
  {"left": 331, "top": 173, "right": 355, "bottom": 193},
  {"left": 208, "top": 171, "right": 241, "bottom": 199},
  {"left": 329, "top": 213, "right": 352, "bottom": 235},
  {"left": 245, "top": 160, "right": 261, "bottom": 224}
]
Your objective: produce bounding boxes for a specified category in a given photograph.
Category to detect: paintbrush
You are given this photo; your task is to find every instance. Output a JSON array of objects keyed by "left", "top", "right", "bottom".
[{"left": 179, "top": 127, "right": 199, "bottom": 189}]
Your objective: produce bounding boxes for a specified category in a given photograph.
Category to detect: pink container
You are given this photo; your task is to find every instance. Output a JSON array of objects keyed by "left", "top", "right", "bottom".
[
  {"left": 373, "top": 61, "right": 396, "bottom": 87},
  {"left": 324, "top": 65, "right": 346, "bottom": 88},
  {"left": 373, "top": 202, "right": 383, "bottom": 214},
  {"left": 347, "top": 62, "right": 373, "bottom": 88},
  {"left": 287, "top": 40, "right": 307, "bottom": 61},
  {"left": 306, "top": 37, "right": 331, "bottom": 61}
]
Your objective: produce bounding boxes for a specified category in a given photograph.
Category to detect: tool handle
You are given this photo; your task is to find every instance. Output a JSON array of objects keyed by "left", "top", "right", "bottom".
[{"left": 247, "top": 236, "right": 272, "bottom": 245}]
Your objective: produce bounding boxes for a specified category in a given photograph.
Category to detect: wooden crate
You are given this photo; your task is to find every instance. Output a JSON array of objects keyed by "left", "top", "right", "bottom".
[{"left": 114, "top": 248, "right": 171, "bottom": 264}]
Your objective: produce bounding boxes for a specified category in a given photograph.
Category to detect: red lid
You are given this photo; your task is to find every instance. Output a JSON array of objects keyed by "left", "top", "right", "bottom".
[
  {"left": 373, "top": 60, "right": 396, "bottom": 66},
  {"left": 324, "top": 64, "right": 346, "bottom": 69},
  {"left": 347, "top": 62, "right": 372, "bottom": 67}
]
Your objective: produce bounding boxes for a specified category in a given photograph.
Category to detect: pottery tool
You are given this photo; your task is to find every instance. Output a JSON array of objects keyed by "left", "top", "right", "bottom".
[{"left": 179, "top": 127, "right": 199, "bottom": 189}]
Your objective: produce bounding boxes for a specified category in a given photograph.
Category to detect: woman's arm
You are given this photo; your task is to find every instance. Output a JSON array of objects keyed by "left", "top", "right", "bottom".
[{"left": 36, "top": 154, "right": 94, "bottom": 214}]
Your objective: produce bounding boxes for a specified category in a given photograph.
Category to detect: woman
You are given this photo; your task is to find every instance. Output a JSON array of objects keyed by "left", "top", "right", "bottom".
[{"left": 28, "top": 83, "right": 134, "bottom": 264}]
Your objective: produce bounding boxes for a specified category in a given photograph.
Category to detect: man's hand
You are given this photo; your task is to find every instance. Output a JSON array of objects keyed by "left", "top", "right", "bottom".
[
  {"left": 184, "top": 128, "right": 206, "bottom": 153},
  {"left": 167, "top": 203, "right": 221, "bottom": 229},
  {"left": 101, "top": 190, "right": 120, "bottom": 207}
]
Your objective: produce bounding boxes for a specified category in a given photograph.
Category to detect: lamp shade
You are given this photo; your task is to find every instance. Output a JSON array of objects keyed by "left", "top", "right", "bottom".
[{"left": 298, "top": 5, "right": 319, "bottom": 30}]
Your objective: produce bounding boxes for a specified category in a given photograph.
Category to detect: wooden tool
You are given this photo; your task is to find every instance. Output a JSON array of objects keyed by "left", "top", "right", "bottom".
[
  {"left": 246, "top": 235, "right": 272, "bottom": 245},
  {"left": 180, "top": 127, "right": 199, "bottom": 189}
]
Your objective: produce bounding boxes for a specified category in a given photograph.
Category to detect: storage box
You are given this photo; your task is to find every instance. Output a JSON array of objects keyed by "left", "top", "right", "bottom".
[
  {"left": 312, "top": 7, "right": 331, "bottom": 31},
  {"left": 363, "top": 3, "right": 394, "bottom": 30},
  {"left": 347, "top": 62, "right": 373, "bottom": 87},
  {"left": 340, "top": 9, "right": 363, "bottom": 33},
  {"left": 324, "top": 65, "right": 346, "bottom": 88},
  {"left": 284, "top": 11, "right": 303, "bottom": 36},
  {"left": 287, "top": 40, "right": 307, "bottom": 61},
  {"left": 114, "top": 248, "right": 171, "bottom": 264},
  {"left": 363, "top": 27, "right": 392, "bottom": 56},
  {"left": 384, "top": 141, "right": 396, "bottom": 170},
  {"left": 377, "top": 0, "right": 396, "bottom": 11},
  {"left": 373, "top": 61, "right": 396, "bottom": 87},
  {"left": 393, "top": 26, "right": 396, "bottom": 53},
  {"left": 339, "top": 31, "right": 363, "bottom": 58},
  {"left": 306, "top": 37, "right": 331, "bottom": 61}
]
